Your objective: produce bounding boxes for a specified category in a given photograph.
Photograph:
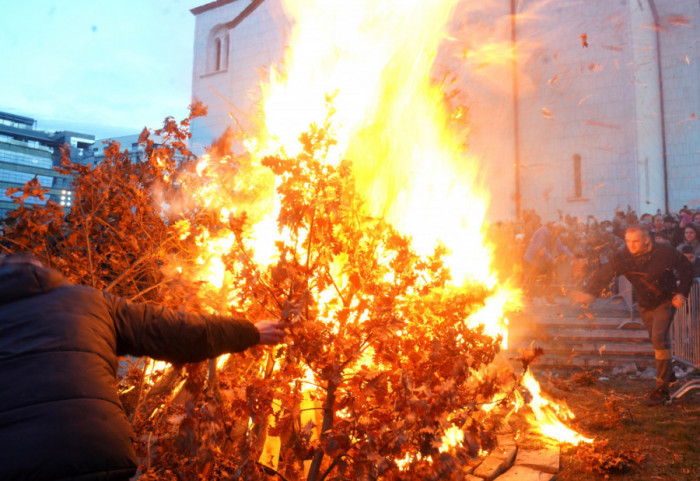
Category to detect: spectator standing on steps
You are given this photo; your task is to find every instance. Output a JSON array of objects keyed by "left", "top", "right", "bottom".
[
  {"left": 0, "top": 254, "right": 287, "bottom": 481},
  {"left": 523, "top": 222, "right": 574, "bottom": 306},
  {"left": 676, "top": 223, "right": 700, "bottom": 258},
  {"left": 649, "top": 214, "right": 671, "bottom": 245},
  {"left": 680, "top": 245, "right": 700, "bottom": 278},
  {"left": 664, "top": 214, "right": 683, "bottom": 247},
  {"left": 570, "top": 225, "right": 694, "bottom": 405}
]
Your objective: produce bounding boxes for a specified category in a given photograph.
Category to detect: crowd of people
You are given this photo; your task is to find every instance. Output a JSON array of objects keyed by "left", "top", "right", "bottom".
[
  {"left": 488, "top": 207, "right": 699, "bottom": 405},
  {"left": 486, "top": 205, "right": 700, "bottom": 300}
]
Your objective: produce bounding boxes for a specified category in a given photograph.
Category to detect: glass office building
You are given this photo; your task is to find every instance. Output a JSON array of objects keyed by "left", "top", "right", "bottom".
[{"left": 0, "top": 111, "right": 95, "bottom": 216}]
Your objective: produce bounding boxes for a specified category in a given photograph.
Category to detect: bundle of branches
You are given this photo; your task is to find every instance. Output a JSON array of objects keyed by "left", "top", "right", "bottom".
[
  {"left": 1, "top": 106, "right": 525, "bottom": 481},
  {"left": 0, "top": 104, "right": 203, "bottom": 301}
]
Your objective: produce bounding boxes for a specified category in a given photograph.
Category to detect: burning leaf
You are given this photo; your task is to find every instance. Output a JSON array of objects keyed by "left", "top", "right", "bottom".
[
  {"left": 579, "top": 33, "right": 588, "bottom": 48},
  {"left": 516, "top": 347, "right": 545, "bottom": 371}
]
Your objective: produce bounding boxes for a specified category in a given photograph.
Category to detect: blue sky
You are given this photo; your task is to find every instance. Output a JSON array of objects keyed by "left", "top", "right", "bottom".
[{"left": 0, "top": 0, "right": 206, "bottom": 139}]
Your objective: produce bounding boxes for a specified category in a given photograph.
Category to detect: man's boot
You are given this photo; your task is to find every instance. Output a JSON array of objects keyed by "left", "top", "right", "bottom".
[{"left": 644, "top": 386, "right": 669, "bottom": 406}]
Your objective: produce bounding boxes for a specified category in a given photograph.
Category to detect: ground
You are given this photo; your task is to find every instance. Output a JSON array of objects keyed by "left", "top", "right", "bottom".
[{"left": 528, "top": 368, "right": 700, "bottom": 481}]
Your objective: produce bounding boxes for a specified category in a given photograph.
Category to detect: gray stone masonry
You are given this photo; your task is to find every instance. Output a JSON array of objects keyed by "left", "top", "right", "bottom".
[
  {"left": 496, "top": 434, "right": 517, "bottom": 448},
  {"left": 513, "top": 447, "right": 560, "bottom": 474},
  {"left": 491, "top": 445, "right": 518, "bottom": 466},
  {"left": 497, "top": 465, "right": 556, "bottom": 481},
  {"left": 506, "top": 296, "right": 656, "bottom": 369},
  {"left": 465, "top": 426, "right": 567, "bottom": 480},
  {"left": 473, "top": 454, "right": 507, "bottom": 481}
]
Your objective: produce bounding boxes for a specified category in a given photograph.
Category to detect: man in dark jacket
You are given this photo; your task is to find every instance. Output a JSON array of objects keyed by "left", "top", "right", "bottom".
[
  {"left": 571, "top": 225, "right": 694, "bottom": 405},
  {"left": 0, "top": 254, "right": 286, "bottom": 481}
]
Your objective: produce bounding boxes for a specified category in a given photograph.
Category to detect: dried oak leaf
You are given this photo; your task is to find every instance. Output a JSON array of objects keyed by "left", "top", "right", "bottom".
[
  {"left": 575, "top": 440, "right": 646, "bottom": 474},
  {"left": 515, "top": 346, "right": 545, "bottom": 371}
]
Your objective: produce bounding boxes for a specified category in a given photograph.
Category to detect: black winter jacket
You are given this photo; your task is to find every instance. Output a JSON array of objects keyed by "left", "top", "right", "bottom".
[
  {"left": 584, "top": 243, "right": 694, "bottom": 310},
  {"left": 0, "top": 262, "right": 260, "bottom": 481}
]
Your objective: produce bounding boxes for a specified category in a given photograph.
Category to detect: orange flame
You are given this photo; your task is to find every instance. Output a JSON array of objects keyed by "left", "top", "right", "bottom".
[
  {"left": 517, "top": 372, "right": 593, "bottom": 445},
  {"left": 255, "top": 0, "right": 522, "bottom": 336},
  {"left": 175, "top": 0, "right": 589, "bottom": 451}
]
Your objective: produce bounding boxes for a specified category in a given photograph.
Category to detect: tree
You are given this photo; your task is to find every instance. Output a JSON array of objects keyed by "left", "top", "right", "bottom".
[{"left": 1, "top": 103, "right": 203, "bottom": 302}]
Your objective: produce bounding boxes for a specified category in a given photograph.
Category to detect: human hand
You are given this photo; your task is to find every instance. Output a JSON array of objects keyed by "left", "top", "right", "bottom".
[
  {"left": 672, "top": 294, "right": 686, "bottom": 308},
  {"left": 570, "top": 290, "right": 594, "bottom": 305},
  {"left": 254, "top": 320, "right": 287, "bottom": 345}
]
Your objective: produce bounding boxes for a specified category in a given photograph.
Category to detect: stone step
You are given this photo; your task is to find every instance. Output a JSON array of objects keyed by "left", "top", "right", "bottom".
[
  {"left": 511, "top": 316, "right": 645, "bottom": 329},
  {"left": 503, "top": 351, "right": 655, "bottom": 369},
  {"left": 507, "top": 338, "right": 652, "bottom": 354},
  {"left": 510, "top": 327, "right": 649, "bottom": 342},
  {"left": 469, "top": 433, "right": 559, "bottom": 481},
  {"left": 508, "top": 299, "right": 654, "bottom": 368},
  {"left": 503, "top": 349, "right": 654, "bottom": 365},
  {"left": 505, "top": 321, "right": 654, "bottom": 368}
]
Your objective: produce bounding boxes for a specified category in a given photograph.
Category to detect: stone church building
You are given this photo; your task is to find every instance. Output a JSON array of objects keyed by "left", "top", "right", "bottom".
[{"left": 189, "top": 0, "right": 699, "bottom": 222}]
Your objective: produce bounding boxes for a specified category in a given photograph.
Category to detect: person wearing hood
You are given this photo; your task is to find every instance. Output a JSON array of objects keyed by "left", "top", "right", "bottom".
[
  {"left": 570, "top": 225, "right": 694, "bottom": 405},
  {"left": 0, "top": 254, "right": 287, "bottom": 481}
]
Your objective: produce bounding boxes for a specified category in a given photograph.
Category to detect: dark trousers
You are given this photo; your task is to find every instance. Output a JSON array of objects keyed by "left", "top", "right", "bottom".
[
  {"left": 523, "top": 259, "right": 555, "bottom": 298},
  {"left": 639, "top": 302, "right": 675, "bottom": 389}
]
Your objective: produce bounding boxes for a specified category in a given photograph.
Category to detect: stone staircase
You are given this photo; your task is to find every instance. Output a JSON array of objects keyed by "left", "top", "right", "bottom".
[{"left": 504, "top": 297, "right": 655, "bottom": 370}]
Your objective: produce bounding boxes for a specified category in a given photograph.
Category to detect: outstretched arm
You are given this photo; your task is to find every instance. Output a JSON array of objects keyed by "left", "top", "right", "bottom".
[
  {"left": 105, "top": 292, "right": 284, "bottom": 363},
  {"left": 582, "top": 257, "right": 617, "bottom": 298},
  {"left": 570, "top": 256, "right": 618, "bottom": 306}
]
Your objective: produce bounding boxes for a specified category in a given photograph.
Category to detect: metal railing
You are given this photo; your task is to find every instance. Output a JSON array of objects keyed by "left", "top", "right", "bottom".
[
  {"left": 672, "top": 278, "right": 700, "bottom": 367},
  {"left": 671, "top": 277, "right": 700, "bottom": 400}
]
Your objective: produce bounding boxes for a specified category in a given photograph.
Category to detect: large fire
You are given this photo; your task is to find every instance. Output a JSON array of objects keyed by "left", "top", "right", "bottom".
[
  {"left": 260, "top": 0, "right": 493, "bottom": 287},
  {"left": 169, "top": 0, "right": 590, "bottom": 464}
]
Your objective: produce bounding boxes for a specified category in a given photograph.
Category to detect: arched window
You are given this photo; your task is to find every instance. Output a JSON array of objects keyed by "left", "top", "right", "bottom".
[{"left": 208, "top": 26, "right": 229, "bottom": 73}]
